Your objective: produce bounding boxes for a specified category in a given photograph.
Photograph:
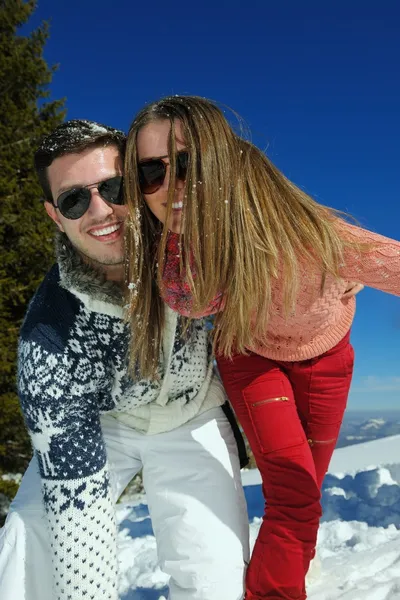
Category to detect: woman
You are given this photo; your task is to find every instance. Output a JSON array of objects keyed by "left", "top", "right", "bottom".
[{"left": 124, "top": 95, "right": 400, "bottom": 600}]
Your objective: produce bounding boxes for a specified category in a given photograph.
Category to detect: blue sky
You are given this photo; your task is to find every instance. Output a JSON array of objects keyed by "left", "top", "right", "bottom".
[{"left": 24, "top": 0, "right": 400, "bottom": 410}]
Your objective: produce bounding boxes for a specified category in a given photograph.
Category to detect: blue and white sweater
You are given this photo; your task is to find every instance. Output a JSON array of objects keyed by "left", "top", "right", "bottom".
[{"left": 17, "top": 234, "right": 225, "bottom": 600}]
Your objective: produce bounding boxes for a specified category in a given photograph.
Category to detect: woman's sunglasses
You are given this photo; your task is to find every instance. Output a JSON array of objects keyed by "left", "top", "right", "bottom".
[
  {"left": 53, "top": 176, "right": 124, "bottom": 220},
  {"left": 137, "top": 151, "right": 189, "bottom": 195}
]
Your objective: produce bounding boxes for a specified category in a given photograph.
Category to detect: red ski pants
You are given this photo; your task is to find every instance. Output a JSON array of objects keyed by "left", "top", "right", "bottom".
[{"left": 217, "top": 331, "right": 354, "bottom": 600}]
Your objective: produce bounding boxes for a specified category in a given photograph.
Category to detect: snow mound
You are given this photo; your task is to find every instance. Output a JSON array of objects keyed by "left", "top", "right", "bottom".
[{"left": 116, "top": 435, "right": 400, "bottom": 599}]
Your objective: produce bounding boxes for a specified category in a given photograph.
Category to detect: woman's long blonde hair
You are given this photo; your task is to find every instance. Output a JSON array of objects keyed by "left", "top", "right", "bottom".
[{"left": 124, "top": 95, "right": 356, "bottom": 379}]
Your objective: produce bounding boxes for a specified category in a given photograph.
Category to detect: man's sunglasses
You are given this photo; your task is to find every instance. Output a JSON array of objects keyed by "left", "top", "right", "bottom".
[
  {"left": 53, "top": 176, "right": 124, "bottom": 220},
  {"left": 137, "top": 151, "right": 189, "bottom": 195}
]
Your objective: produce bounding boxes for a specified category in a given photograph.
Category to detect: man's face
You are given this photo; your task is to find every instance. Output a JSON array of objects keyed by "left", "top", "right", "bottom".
[{"left": 45, "top": 145, "right": 127, "bottom": 271}]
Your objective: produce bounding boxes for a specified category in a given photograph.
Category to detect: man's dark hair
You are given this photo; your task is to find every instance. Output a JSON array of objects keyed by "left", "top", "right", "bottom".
[{"left": 34, "top": 119, "right": 126, "bottom": 202}]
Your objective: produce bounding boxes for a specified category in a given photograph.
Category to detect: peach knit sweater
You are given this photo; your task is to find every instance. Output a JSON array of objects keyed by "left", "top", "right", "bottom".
[{"left": 162, "top": 221, "right": 400, "bottom": 362}]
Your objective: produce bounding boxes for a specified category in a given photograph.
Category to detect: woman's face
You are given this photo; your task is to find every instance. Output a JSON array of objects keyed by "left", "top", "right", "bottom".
[{"left": 136, "top": 119, "right": 187, "bottom": 233}]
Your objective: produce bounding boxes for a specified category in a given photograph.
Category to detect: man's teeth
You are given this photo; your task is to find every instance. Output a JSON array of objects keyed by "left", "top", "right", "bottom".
[
  {"left": 172, "top": 201, "right": 183, "bottom": 210},
  {"left": 91, "top": 223, "right": 121, "bottom": 237}
]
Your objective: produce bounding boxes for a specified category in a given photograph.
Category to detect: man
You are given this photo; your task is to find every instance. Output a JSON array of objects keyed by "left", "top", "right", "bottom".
[{"left": 0, "top": 120, "right": 250, "bottom": 600}]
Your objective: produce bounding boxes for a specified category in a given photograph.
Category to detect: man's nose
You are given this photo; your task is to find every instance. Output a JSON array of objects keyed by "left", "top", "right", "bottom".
[{"left": 87, "top": 188, "right": 114, "bottom": 217}]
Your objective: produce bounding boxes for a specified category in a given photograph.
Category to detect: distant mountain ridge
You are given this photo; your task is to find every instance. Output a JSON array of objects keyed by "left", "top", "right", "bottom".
[{"left": 337, "top": 415, "right": 400, "bottom": 448}]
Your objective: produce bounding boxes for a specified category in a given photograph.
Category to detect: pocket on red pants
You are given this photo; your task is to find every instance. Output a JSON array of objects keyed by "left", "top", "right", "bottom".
[
  {"left": 346, "top": 343, "right": 355, "bottom": 377},
  {"left": 243, "top": 376, "right": 305, "bottom": 455}
]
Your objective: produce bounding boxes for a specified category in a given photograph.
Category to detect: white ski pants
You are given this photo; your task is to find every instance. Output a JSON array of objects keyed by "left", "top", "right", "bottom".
[{"left": 0, "top": 407, "right": 249, "bottom": 600}]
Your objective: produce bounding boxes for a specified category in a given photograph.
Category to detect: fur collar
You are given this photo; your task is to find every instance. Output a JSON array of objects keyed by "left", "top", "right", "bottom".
[{"left": 55, "top": 231, "right": 124, "bottom": 306}]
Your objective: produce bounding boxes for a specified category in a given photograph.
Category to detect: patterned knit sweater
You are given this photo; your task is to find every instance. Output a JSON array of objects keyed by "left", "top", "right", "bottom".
[
  {"left": 17, "top": 234, "right": 224, "bottom": 600},
  {"left": 162, "top": 221, "right": 400, "bottom": 361}
]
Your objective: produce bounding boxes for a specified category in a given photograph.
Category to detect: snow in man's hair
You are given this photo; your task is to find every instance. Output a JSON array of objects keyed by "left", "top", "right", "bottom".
[{"left": 34, "top": 119, "right": 126, "bottom": 202}]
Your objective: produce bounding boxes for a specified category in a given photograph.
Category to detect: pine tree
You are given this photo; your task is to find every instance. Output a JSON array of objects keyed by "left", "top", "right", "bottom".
[{"left": 0, "top": 0, "right": 65, "bottom": 512}]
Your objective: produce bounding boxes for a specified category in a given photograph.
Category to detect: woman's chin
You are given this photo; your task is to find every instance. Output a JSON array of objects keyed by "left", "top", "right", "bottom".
[{"left": 167, "top": 215, "right": 182, "bottom": 234}]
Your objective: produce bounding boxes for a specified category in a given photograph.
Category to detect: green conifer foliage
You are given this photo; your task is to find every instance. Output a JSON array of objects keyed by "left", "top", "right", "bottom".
[{"left": 0, "top": 0, "right": 65, "bottom": 512}]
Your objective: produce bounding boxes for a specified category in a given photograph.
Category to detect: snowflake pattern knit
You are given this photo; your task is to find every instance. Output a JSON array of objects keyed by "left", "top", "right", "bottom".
[{"left": 17, "top": 234, "right": 219, "bottom": 600}]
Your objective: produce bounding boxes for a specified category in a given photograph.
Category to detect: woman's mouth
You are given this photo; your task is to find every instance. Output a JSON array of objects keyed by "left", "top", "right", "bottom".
[{"left": 162, "top": 201, "right": 183, "bottom": 211}]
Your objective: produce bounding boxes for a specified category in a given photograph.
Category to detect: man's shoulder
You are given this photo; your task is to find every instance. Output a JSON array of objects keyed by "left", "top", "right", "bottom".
[{"left": 20, "top": 263, "right": 81, "bottom": 351}]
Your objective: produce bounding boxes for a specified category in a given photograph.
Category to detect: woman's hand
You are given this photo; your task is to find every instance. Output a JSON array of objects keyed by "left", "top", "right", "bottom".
[{"left": 342, "top": 282, "right": 364, "bottom": 299}]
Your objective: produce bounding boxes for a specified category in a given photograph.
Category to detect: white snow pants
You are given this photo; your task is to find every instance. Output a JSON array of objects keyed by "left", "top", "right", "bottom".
[{"left": 0, "top": 407, "right": 249, "bottom": 600}]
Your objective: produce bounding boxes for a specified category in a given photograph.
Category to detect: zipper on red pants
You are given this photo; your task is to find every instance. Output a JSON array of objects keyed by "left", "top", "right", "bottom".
[
  {"left": 250, "top": 396, "right": 289, "bottom": 408},
  {"left": 307, "top": 437, "right": 336, "bottom": 447}
]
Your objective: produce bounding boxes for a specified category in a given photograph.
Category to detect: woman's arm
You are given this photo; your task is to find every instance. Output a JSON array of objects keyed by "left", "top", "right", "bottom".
[{"left": 339, "top": 221, "right": 400, "bottom": 297}]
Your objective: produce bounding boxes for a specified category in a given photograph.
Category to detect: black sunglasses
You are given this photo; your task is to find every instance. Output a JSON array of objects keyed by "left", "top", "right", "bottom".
[
  {"left": 54, "top": 176, "right": 124, "bottom": 220},
  {"left": 137, "top": 151, "right": 189, "bottom": 195}
]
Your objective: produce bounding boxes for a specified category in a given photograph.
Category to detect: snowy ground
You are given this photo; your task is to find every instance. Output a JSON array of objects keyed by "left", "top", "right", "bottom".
[{"left": 116, "top": 435, "right": 400, "bottom": 600}]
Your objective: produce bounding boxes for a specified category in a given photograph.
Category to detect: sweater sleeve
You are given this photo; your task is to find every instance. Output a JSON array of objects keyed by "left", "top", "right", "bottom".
[
  {"left": 18, "top": 335, "right": 118, "bottom": 600},
  {"left": 161, "top": 231, "right": 223, "bottom": 317},
  {"left": 338, "top": 221, "right": 400, "bottom": 296}
]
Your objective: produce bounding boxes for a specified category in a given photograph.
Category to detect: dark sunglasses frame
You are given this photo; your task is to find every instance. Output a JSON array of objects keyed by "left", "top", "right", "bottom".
[
  {"left": 137, "top": 151, "right": 189, "bottom": 195},
  {"left": 53, "top": 175, "right": 124, "bottom": 220}
]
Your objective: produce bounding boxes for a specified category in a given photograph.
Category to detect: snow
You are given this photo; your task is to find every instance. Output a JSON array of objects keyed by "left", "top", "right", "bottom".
[
  {"left": 361, "top": 418, "right": 387, "bottom": 431},
  {"left": 115, "top": 434, "right": 400, "bottom": 599},
  {"left": 328, "top": 434, "right": 400, "bottom": 474},
  {"left": 1, "top": 473, "right": 22, "bottom": 484},
  {"left": 37, "top": 120, "right": 124, "bottom": 154}
]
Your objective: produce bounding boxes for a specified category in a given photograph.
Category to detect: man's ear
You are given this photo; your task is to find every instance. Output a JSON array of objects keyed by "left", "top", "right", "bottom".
[{"left": 44, "top": 200, "right": 65, "bottom": 232}]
